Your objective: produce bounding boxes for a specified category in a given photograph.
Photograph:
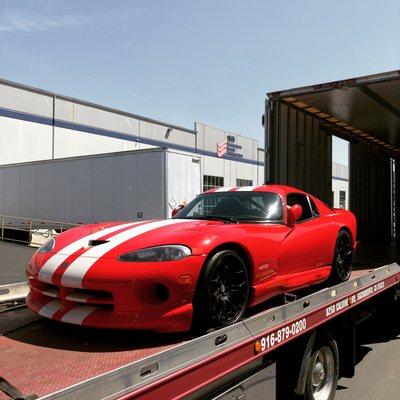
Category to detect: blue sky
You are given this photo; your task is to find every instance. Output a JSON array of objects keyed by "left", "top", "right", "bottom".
[{"left": 0, "top": 0, "right": 399, "bottom": 165}]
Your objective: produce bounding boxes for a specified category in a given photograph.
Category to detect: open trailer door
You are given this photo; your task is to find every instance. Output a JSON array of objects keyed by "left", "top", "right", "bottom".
[{"left": 265, "top": 69, "right": 400, "bottom": 243}]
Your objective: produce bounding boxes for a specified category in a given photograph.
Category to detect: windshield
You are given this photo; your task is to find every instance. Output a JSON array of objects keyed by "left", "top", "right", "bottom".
[{"left": 176, "top": 191, "right": 283, "bottom": 223}]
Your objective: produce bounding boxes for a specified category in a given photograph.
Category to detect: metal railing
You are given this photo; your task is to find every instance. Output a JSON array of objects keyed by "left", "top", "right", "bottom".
[
  {"left": 0, "top": 282, "right": 29, "bottom": 303},
  {"left": 0, "top": 215, "right": 79, "bottom": 247}
]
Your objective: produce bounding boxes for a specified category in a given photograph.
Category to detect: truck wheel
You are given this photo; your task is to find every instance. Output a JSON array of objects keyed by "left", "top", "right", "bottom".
[
  {"left": 304, "top": 336, "right": 339, "bottom": 400},
  {"left": 330, "top": 230, "right": 353, "bottom": 284},
  {"left": 193, "top": 250, "right": 250, "bottom": 330}
]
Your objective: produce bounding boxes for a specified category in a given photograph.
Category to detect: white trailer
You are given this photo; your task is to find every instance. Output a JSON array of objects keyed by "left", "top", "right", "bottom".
[{"left": 0, "top": 148, "right": 201, "bottom": 224}]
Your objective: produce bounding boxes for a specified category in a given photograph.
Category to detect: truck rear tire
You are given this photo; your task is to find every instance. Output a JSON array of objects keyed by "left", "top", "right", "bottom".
[{"left": 304, "top": 335, "right": 339, "bottom": 400}]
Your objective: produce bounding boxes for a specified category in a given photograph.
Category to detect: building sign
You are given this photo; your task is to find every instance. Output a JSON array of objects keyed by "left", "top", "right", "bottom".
[{"left": 216, "top": 135, "right": 243, "bottom": 159}]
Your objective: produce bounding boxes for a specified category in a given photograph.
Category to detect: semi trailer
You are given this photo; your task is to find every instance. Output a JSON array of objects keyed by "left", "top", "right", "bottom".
[{"left": 0, "top": 148, "right": 201, "bottom": 224}]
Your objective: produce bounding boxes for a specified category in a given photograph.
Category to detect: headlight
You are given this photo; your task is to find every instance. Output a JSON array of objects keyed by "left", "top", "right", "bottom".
[
  {"left": 38, "top": 237, "right": 56, "bottom": 254},
  {"left": 118, "top": 245, "right": 191, "bottom": 262}
]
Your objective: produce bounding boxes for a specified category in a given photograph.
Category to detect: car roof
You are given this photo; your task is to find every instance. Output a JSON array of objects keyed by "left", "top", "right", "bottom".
[{"left": 203, "top": 184, "right": 307, "bottom": 196}]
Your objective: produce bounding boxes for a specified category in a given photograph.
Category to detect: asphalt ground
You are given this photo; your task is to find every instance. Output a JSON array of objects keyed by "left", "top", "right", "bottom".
[
  {"left": 0, "top": 241, "right": 35, "bottom": 284},
  {"left": 335, "top": 301, "right": 400, "bottom": 400}
]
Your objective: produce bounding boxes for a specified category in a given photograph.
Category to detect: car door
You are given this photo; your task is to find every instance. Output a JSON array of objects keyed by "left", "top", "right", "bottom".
[{"left": 279, "top": 193, "right": 334, "bottom": 274}]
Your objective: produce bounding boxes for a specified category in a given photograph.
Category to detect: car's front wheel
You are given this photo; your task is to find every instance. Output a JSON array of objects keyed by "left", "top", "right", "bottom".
[{"left": 193, "top": 249, "right": 250, "bottom": 330}]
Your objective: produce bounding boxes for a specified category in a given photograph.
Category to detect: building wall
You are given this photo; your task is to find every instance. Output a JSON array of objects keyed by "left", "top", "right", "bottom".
[
  {"left": 0, "top": 80, "right": 196, "bottom": 164},
  {"left": 53, "top": 98, "right": 196, "bottom": 158},
  {"left": 0, "top": 79, "right": 264, "bottom": 192},
  {"left": 196, "top": 122, "right": 264, "bottom": 190},
  {"left": 332, "top": 162, "right": 349, "bottom": 209},
  {"left": 257, "top": 148, "right": 265, "bottom": 184}
]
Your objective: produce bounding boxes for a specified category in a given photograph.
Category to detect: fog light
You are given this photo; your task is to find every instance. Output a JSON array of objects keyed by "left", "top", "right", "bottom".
[
  {"left": 155, "top": 284, "right": 169, "bottom": 302},
  {"left": 178, "top": 275, "right": 192, "bottom": 285}
]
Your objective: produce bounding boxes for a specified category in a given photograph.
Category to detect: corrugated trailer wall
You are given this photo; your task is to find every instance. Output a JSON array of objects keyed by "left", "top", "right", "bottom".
[
  {"left": 350, "top": 141, "right": 392, "bottom": 242},
  {"left": 396, "top": 157, "right": 400, "bottom": 240},
  {"left": 266, "top": 100, "right": 395, "bottom": 243},
  {"left": 266, "top": 101, "right": 332, "bottom": 204}
]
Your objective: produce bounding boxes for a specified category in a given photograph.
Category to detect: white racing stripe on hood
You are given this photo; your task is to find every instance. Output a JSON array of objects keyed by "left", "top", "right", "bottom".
[
  {"left": 61, "top": 305, "right": 97, "bottom": 325},
  {"left": 38, "top": 222, "right": 139, "bottom": 284},
  {"left": 60, "top": 219, "right": 189, "bottom": 288},
  {"left": 38, "top": 299, "right": 62, "bottom": 319}
]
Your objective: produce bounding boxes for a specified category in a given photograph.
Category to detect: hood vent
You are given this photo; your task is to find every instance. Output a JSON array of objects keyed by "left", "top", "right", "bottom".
[{"left": 88, "top": 239, "right": 109, "bottom": 247}]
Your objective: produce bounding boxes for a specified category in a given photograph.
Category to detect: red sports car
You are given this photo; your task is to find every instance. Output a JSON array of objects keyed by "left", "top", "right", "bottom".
[{"left": 26, "top": 185, "right": 357, "bottom": 333}]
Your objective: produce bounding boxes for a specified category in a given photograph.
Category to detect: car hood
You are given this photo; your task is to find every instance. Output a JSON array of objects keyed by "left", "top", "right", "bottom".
[{"left": 49, "top": 219, "right": 239, "bottom": 259}]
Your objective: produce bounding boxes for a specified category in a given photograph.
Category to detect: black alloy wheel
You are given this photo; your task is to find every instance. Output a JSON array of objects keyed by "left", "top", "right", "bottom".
[
  {"left": 193, "top": 250, "right": 250, "bottom": 330},
  {"left": 331, "top": 230, "right": 353, "bottom": 284}
]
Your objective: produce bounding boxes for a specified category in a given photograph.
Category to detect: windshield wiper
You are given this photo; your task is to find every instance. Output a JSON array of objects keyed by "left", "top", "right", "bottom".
[{"left": 182, "top": 216, "right": 239, "bottom": 223}]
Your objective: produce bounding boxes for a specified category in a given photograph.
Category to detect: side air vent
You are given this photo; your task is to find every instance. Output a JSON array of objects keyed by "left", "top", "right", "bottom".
[{"left": 88, "top": 239, "right": 109, "bottom": 247}]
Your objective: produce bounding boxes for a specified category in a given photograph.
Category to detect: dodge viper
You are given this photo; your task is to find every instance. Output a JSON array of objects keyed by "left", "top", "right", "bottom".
[{"left": 26, "top": 185, "right": 357, "bottom": 333}]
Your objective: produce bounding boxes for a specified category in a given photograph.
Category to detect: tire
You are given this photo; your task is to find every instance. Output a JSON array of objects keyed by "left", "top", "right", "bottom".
[
  {"left": 192, "top": 250, "right": 250, "bottom": 330},
  {"left": 329, "top": 230, "right": 353, "bottom": 284},
  {"left": 304, "top": 335, "right": 339, "bottom": 400}
]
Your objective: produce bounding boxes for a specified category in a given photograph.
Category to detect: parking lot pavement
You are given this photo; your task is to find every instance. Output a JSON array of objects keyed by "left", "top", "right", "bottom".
[
  {"left": 335, "top": 303, "right": 400, "bottom": 400},
  {"left": 0, "top": 242, "right": 35, "bottom": 285}
]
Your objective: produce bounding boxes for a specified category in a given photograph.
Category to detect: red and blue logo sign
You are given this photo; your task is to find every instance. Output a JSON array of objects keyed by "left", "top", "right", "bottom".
[{"left": 217, "top": 135, "right": 243, "bottom": 159}]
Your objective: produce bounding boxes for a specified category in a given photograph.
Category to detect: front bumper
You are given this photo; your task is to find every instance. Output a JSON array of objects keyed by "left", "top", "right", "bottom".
[{"left": 26, "top": 254, "right": 206, "bottom": 333}]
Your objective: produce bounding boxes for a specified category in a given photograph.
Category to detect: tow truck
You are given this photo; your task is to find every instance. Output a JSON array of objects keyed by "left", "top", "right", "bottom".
[{"left": 1, "top": 263, "right": 399, "bottom": 400}]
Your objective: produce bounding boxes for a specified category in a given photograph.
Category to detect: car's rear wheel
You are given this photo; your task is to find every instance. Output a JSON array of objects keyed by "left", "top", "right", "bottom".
[
  {"left": 193, "top": 250, "right": 250, "bottom": 330},
  {"left": 330, "top": 230, "right": 353, "bottom": 284}
]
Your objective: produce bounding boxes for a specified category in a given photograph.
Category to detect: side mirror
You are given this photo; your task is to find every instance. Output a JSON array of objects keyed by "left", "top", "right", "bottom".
[
  {"left": 172, "top": 204, "right": 185, "bottom": 218},
  {"left": 287, "top": 204, "right": 302, "bottom": 227}
]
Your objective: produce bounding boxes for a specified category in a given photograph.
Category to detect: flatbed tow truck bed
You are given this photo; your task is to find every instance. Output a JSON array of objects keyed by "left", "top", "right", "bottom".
[
  {"left": 1, "top": 265, "right": 399, "bottom": 400},
  {"left": 0, "top": 312, "right": 183, "bottom": 399}
]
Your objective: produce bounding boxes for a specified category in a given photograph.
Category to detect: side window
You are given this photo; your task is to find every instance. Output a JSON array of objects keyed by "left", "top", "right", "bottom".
[
  {"left": 287, "top": 193, "right": 313, "bottom": 222},
  {"left": 309, "top": 197, "right": 320, "bottom": 217}
]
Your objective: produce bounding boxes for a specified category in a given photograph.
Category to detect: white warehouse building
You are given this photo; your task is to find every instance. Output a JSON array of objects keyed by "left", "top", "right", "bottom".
[
  {"left": 0, "top": 78, "right": 264, "bottom": 222},
  {"left": 332, "top": 162, "right": 349, "bottom": 209}
]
